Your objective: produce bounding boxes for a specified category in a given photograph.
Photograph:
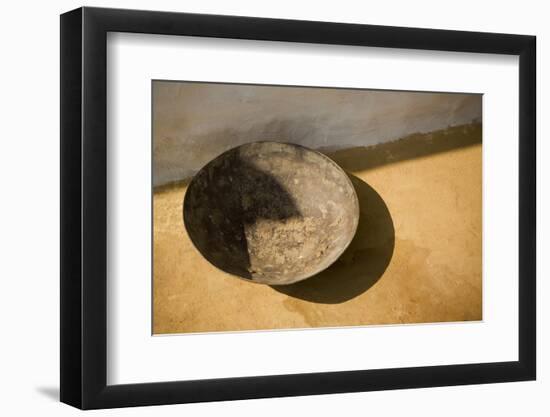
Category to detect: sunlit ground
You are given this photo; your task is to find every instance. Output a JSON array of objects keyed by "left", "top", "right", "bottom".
[{"left": 153, "top": 123, "right": 482, "bottom": 334}]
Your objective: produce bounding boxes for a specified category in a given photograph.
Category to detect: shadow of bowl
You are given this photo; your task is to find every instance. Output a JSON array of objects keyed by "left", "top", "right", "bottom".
[{"left": 271, "top": 174, "right": 394, "bottom": 303}]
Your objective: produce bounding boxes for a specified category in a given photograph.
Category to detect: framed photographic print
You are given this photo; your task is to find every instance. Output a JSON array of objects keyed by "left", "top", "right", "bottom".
[{"left": 60, "top": 6, "right": 536, "bottom": 409}]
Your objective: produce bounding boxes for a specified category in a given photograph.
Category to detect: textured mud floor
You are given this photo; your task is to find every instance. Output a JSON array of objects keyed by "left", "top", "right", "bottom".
[{"left": 153, "top": 123, "right": 482, "bottom": 334}]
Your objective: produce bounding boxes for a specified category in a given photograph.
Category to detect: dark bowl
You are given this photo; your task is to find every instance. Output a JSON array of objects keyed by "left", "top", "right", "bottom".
[{"left": 183, "top": 142, "right": 359, "bottom": 285}]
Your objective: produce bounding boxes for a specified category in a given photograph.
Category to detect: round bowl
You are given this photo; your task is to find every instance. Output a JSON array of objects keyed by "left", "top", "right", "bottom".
[{"left": 183, "top": 142, "right": 359, "bottom": 285}]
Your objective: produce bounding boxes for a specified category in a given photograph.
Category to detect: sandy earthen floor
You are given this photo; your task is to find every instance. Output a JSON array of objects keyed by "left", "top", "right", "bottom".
[{"left": 153, "top": 123, "right": 482, "bottom": 334}]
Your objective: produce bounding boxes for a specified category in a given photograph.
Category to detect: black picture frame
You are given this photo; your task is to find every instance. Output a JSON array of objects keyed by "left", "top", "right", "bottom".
[{"left": 60, "top": 6, "right": 536, "bottom": 410}]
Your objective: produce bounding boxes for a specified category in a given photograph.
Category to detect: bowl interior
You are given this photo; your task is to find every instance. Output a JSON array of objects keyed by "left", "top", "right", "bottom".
[{"left": 183, "top": 142, "right": 359, "bottom": 285}]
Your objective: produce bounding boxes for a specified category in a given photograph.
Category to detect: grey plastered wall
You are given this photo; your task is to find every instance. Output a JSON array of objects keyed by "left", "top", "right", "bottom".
[{"left": 153, "top": 81, "right": 481, "bottom": 187}]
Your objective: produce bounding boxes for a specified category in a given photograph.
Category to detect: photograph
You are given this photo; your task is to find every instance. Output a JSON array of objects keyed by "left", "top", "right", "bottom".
[
  {"left": 0, "top": 0, "right": 543, "bottom": 413},
  {"left": 152, "top": 81, "right": 483, "bottom": 335}
]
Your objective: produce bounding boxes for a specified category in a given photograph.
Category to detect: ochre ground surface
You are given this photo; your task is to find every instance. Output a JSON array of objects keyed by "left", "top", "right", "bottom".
[{"left": 153, "top": 123, "right": 482, "bottom": 334}]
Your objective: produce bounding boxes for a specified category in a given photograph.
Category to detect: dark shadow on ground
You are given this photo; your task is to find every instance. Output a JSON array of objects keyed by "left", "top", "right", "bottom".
[
  {"left": 271, "top": 174, "right": 394, "bottom": 303},
  {"left": 322, "top": 123, "right": 481, "bottom": 173}
]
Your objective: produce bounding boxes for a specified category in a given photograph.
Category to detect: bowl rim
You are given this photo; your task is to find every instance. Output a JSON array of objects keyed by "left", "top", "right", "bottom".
[{"left": 183, "top": 140, "right": 360, "bottom": 285}]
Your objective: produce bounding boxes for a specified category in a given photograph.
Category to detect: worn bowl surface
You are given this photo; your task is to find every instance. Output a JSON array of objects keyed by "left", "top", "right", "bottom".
[{"left": 183, "top": 142, "right": 359, "bottom": 285}]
